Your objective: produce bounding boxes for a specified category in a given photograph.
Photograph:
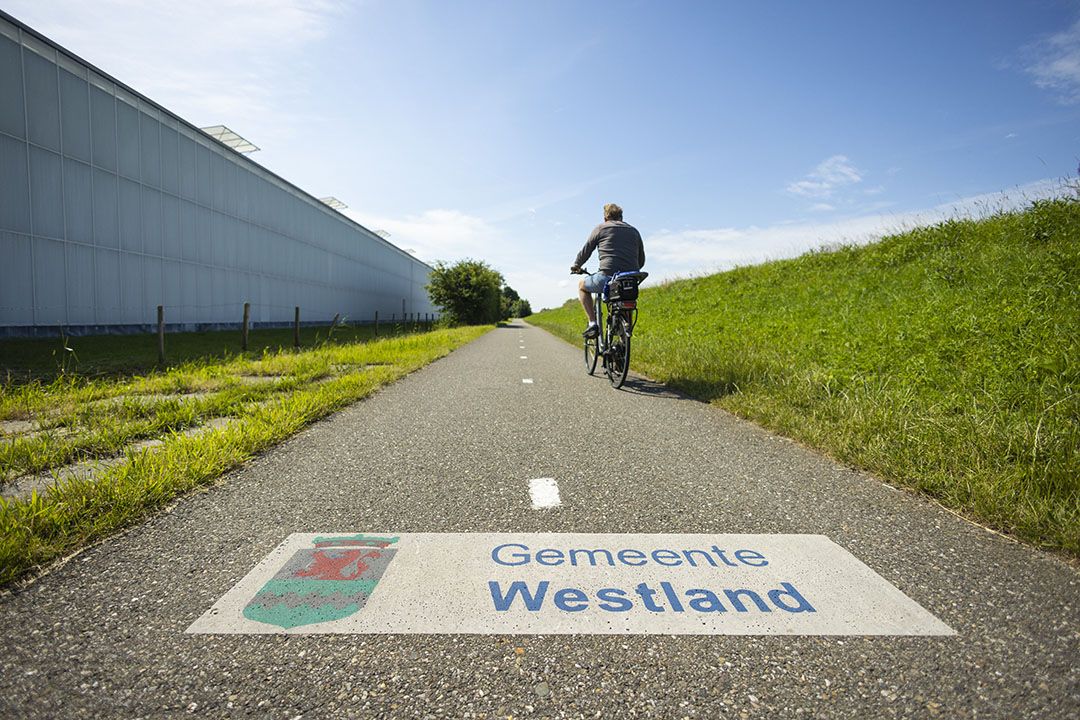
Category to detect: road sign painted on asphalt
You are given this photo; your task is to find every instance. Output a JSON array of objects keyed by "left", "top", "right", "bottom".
[{"left": 187, "top": 533, "right": 954, "bottom": 635}]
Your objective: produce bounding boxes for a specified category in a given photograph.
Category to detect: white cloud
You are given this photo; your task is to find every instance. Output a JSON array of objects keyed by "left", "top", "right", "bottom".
[
  {"left": 809, "top": 203, "right": 835, "bottom": 212},
  {"left": 786, "top": 155, "right": 864, "bottom": 198},
  {"left": 3, "top": 0, "right": 345, "bottom": 133},
  {"left": 343, "top": 208, "right": 502, "bottom": 265},
  {"left": 646, "top": 177, "right": 1068, "bottom": 283},
  {"left": 1025, "top": 18, "right": 1080, "bottom": 104}
]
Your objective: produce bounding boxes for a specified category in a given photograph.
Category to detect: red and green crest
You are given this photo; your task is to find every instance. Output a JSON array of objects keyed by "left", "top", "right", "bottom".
[{"left": 243, "top": 534, "right": 399, "bottom": 629}]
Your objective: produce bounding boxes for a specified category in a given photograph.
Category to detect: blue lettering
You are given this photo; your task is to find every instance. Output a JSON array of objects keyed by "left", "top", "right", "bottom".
[
  {"left": 723, "top": 588, "right": 771, "bottom": 612},
  {"left": 488, "top": 580, "right": 548, "bottom": 611},
  {"left": 686, "top": 589, "right": 726, "bottom": 612},
  {"left": 651, "top": 549, "right": 682, "bottom": 566},
  {"left": 617, "top": 549, "right": 646, "bottom": 566},
  {"left": 660, "top": 581, "right": 685, "bottom": 612},
  {"left": 734, "top": 549, "right": 768, "bottom": 567},
  {"left": 635, "top": 582, "right": 664, "bottom": 612},
  {"left": 681, "top": 549, "right": 717, "bottom": 567},
  {"left": 711, "top": 545, "right": 739, "bottom": 567},
  {"left": 596, "top": 588, "right": 633, "bottom": 612},
  {"left": 568, "top": 548, "right": 615, "bottom": 566},
  {"left": 536, "top": 548, "right": 564, "bottom": 566},
  {"left": 554, "top": 588, "right": 589, "bottom": 611},
  {"left": 768, "top": 582, "right": 816, "bottom": 613},
  {"left": 491, "top": 543, "right": 530, "bottom": 567}
]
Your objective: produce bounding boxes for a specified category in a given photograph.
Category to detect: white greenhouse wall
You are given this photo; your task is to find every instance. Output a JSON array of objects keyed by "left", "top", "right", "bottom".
[{"left": 0, "top": 12, "right": 436, "bottom": 337}]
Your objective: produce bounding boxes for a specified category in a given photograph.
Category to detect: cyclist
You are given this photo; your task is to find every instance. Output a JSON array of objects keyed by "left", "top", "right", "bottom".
[{"left": 570, "top": 203, "right": 646, "bottom": 338}]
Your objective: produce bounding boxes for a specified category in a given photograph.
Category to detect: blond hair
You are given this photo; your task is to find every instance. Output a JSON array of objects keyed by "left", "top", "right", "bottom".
[{"left": 603, "top": 203, "right": 623, "bottom": 222}]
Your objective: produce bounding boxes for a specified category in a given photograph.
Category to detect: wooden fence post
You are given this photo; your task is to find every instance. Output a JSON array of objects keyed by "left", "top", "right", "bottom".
[
  {"left": 293, "top": 306, "right": 300, "bottom": 349},
  {"left": 241, "top": 302, "right": 250, "bottom": 351},
  {"left": 157, "top": 305, "right": 165, "bottom": 364},
  {"left": 374, "top": 310, "right": 379, "bottom": 337},
  {"left": 331, "top": 312, "right": 340, "bottom": 330}
]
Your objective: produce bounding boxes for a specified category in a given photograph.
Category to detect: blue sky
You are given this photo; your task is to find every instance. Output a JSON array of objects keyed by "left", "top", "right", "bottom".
[{"left": 7, "top": 0, "right": 1079, "bottom": 309}]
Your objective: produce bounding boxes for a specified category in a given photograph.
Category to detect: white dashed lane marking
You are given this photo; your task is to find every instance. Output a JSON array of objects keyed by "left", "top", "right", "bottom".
[
  {"left": 522, "top": 379, "right": 533, "bottom": 384},
  {"left": 528, "top": 478, "right": 561, "bottom": 509}
]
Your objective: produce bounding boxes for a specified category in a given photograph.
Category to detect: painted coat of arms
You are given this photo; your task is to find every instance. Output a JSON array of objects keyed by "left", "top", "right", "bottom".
[{"left": 242, "top": 534, "right": 399, "bottom": 629}]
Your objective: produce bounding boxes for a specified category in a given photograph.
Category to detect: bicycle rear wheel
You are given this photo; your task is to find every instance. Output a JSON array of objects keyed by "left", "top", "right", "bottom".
[{"left": 607, "top": 313, "right": 631, "bottom": 388}]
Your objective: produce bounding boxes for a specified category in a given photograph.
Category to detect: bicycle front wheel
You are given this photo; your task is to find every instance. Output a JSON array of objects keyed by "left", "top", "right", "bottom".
[
  {"left": 607, "top": 314, "right": 631, "bottom": 388},
  {"left": 584, "top": 333, "right": 599, "bottom": 375}
]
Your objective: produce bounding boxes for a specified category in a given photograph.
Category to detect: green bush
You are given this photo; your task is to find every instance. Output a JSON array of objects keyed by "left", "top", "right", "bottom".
[{"left": 427, "top": 260, "right": 504, "bottom": 325}]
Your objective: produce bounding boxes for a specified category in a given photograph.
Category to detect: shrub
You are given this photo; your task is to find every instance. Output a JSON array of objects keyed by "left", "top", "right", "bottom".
[{"left": 426, "top": 260, "right": 504, "bottom": 325}]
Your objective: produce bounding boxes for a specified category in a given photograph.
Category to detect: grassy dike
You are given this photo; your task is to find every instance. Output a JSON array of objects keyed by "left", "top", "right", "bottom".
[
  {"left": 0, "top": 326, "right": 489, "bottom": 584},
  {"left": 532, "top": 198, "right": 1079, "bottom": 554}
]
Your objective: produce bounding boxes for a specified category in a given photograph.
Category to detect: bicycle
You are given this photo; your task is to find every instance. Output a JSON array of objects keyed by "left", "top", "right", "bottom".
[{"left": 573, "top": 268, "right": 648, "bottom": 389}]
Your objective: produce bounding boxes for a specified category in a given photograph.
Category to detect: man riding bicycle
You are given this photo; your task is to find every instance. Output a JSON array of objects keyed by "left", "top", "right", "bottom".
[{"left": 570, "top": 203, "right": 646, "bottom": 338}]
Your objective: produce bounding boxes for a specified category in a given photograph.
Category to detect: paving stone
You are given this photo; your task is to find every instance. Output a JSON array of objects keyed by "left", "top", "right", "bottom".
[
  {"left": 1, "top": 417, "right": 237, "bottom": 501},
  {"left": 0, "top": 419, "right": 35, "bottom": 436}
]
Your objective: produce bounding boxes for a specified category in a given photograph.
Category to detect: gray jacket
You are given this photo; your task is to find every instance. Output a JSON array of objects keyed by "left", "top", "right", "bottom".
[{"left": 574, "top": 221, "right": 646, "bottom": 274}]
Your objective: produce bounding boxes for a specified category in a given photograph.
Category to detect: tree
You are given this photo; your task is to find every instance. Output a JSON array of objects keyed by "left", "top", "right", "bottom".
[
  {"left": 497, "top": 285, "right": 533, "bottom": 319},
  {"left": 500, "top": 285, "right": 522, "bottom": 320},
  {"left": 426, "top": 259, "right": 504, "bottom": 325}
]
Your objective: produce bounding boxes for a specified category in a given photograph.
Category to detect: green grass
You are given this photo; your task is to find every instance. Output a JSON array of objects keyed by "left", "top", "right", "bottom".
[
  {"left": 0, "top": 324, "right": 489, "bottom": 584},
  {"left": 532, "top": 197, "right": 1079, "bottom": 554},
  {"left": 0, "top": 321, "right": 425, "bottom": 383},
  {"left": 0, "top": 321, "right": 437, "bottom": 481}
]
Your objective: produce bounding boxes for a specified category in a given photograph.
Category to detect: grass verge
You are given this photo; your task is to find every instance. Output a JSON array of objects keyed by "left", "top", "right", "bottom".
[
  {"left": 0, "top": 325, "right": 489, "bottom": 584},
  {"left": 0, "top": 323, "right": 441, "bottom": 481},
  {"left": 532, "top": 197, "right": 1079, "bottom": 554},
  {"left": 1, "top": 322, "right": 425, "bottom": 383}
]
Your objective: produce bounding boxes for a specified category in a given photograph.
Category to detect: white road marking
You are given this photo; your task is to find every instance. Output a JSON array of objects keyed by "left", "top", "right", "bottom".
[
  {"left": 189, "top": 533, "right": 956, "bottom": 636},
  {"left": 528, "top": 477, "right": 561, "bottom": 509},
  {"left": 522, "top": 379, "right": 533, "bottom": 384},
  {"left": 520, "top": 356, "right": 528, "bottom": 359}
]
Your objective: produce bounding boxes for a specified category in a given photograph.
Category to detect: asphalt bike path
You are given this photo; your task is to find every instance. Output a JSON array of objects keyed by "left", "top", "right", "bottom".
[{"left": 0, "top": 321, "right": 1076, "bottom": 718}]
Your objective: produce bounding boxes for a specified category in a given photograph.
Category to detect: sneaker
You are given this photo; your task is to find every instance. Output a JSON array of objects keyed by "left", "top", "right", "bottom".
[{"left": 582, "top": 324, "right": 599, "bottom": 339}]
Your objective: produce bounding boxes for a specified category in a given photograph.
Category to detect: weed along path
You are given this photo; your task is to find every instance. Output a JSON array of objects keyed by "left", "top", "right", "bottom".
[{"left": 0, "top": 321, "right": 1077, "bottom": 718}]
